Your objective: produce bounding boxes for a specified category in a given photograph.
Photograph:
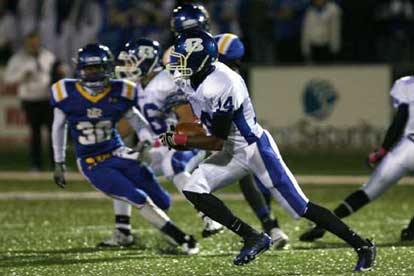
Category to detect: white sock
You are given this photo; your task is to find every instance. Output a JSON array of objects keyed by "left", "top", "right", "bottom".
[
  {"left": 138, "top": 198, "right": 171, "bottom": 229},
  {"left": 113, "top": 199, "right": 132, "bottom": 232}
]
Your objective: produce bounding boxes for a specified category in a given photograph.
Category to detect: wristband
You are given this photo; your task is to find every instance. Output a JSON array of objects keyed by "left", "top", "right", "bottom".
[
  {"left": 174, "top": 134, "right": 188, "bottom": 146},
  {"left": 152, "top": 139, "right": 162, "bottom": 148},
  {"left": 377, "top": 147, "right": 387, "bottom": 156}
]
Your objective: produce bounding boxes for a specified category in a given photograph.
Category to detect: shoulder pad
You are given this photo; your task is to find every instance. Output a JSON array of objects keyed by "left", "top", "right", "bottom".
[
  {"left": 51, "top": 79, "right": 70, "bottom": 103},
  {"left": 120, "top": 79, "right": 137, "bottom": 100}
]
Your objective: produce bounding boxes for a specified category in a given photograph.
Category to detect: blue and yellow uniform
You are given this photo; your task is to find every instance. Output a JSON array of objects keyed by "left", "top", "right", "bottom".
[{"left": 51, "top": 78, "right": 171, "bottom": 209}]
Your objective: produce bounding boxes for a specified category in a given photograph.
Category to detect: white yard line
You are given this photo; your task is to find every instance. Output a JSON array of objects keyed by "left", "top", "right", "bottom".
[
  {"left": 1, "top": 171, "right": 414, "bottom": 185},
  {"left": 0, "top": 171, "right": 414, "bottom": 201}
]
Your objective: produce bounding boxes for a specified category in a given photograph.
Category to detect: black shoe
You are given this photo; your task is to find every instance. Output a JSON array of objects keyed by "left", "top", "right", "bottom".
[
  {"left": 299, "top": 226, "right": 326, "bottom": 242},
  {"left": 354, "top": 239, "right": 376, "bottom": 272},
  {"left": 233, "top": 233, "right": 272, "bottom": 266},
  {"left": 401, "top": 217, "right": 414, "bottom": 241}
]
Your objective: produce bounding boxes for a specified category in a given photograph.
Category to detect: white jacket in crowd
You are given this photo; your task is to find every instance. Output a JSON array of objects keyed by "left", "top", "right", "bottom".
[
  {"left": 4, "top": 48, "right": 56, "bottom": 101},
  {"left": 301, "top": 2, "right": 341, "bottom": 58}
]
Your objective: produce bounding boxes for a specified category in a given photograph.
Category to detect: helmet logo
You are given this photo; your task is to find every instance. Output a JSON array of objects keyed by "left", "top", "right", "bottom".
[
  {"left": 138, "top": 46, "right": 155, "bottom": 59},
  {"left": 85, "top": 56, "right": 101, "bottom": 63},
  {"left": 184, "top": 38, "right": 204, "bottom": 53}
]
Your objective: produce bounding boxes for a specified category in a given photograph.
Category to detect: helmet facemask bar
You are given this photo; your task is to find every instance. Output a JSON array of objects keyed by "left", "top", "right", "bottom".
[
  {"left": 115, "top": 51, "right": 142, "bottom": 82},
  {"left": 78, "top": 64, "right": 112, "bottom": 96},
  {"left": 166, "top": 50, "right": 194, "bottom": 80},
  {"left": 115, "top": 49, "right": 160, "bottom": 82}
]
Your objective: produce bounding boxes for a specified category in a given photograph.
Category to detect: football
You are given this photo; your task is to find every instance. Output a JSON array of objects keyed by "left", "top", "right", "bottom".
[{"left": 175, "top": 122, "right": 207, "bottom": 136}]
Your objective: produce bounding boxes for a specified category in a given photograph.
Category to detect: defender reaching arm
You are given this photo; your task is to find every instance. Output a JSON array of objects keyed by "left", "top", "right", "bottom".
[{"left": 52, "top": 107, "right": 68, "bottom": 188}]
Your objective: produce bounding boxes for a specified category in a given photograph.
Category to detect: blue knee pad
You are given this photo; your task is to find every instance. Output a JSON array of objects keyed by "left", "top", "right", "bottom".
[
  {"left": 171, "top": 150, "right": 200, "bottom": 175},
  {"left": 121, "top": 159, "right": 171, "bottom": 210},
  {"left": 78, "top": 158, "right": 149, "bottom": 206}
]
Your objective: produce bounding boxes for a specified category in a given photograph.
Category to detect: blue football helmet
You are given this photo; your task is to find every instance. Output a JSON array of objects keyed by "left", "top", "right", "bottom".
[
  {"left": 115, "top": 38, "right": 162, "bottom": 82},
  {"left": 170, "top": 4, "right": 210, "bottom": 34},
  {"left": 76, "top": 43, "right": 114, "bottom": 94},
  {"left": 214, "top": 33, "right": 245, "bottom": 62},
  {"left": 167, "top": 30, "right": 218, "bottom": 79}
]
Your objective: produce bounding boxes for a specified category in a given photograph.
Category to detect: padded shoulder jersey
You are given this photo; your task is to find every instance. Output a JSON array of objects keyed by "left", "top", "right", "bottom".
[
  {"left": 50, "top": 78, "right": 137, "bottom": 158},
  {"left": 390, "top": 76, "right": 414, "bottom": 136},
  {"left": 187, "top": 62, "right": 263, "bottom": 151}
]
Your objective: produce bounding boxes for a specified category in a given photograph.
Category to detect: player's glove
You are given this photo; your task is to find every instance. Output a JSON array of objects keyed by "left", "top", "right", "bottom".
[
  {"left": 367, "top": 147, "right": 387, "bottom": 168},
  {"left": 136, "top": 140, "right": 152, "bottom": 164},
  {"left": 159, "top": 126, "right": 188, "bottom": 150},
  {"left": 53, "top": 162, "right": 67, "bottom": 189}
]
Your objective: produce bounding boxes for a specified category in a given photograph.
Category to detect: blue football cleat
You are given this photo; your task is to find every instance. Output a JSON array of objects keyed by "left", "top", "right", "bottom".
[
  {"left": 354, "top": 239, "right": 376, "bottom": 272},
  {"left": 233, "top": 233, "right": 272, "bottom": 266}
]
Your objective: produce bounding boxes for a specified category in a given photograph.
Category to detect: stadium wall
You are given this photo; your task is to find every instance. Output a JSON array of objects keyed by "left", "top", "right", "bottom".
[
  {"left": 0, "top": 65, "right": 393, "bottom": 150},
  {"left": 250, "top": 65, "right": 392, "bottom": 151}
]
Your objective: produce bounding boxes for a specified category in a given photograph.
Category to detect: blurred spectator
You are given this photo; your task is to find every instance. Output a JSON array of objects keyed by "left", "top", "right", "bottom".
[
  {"left": 374, "top": 0, "right": 414, "bottom": 63},
  {"left": 341, "top": 0, "right": 377, "bottom": 62},
  {"left": 130, "top": 0, "right": 173, "bottom": 45},
  {"left": 55, "top": 0, "right": 103, "bottom": 69},
  {"left": 0, "top": 0, "right": 414, "bottom": 68},
  {"left": 302, "top": 0, "right": 341, "bottom": 63},
  {"left": 272, "top": 0, "right": 307, "bottom": 64},
  {"left": 17, "top": 0, "right": 39, "bottom": 37},
  {"left": 0, "top": 0, "right": 17, "bottom": 64},
  {"left": 209, "top": 0, "right": 241, "bottom": 36},
  {"left": 3, "top": 32, "right": 59, "bottom": 171},
  {"left": 99, "top": 2, "right": 130, "bottom": 55},
  {"left": 239, "top": 0, "right": 274, "bottom": 64},
  {"left": 38, "top": 0, "right": 58, "bottom": 54}
]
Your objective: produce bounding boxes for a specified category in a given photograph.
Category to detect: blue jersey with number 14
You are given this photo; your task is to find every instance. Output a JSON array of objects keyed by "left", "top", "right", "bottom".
[{"left": 50, "top": 78, "right": 137, "bottom": 158}]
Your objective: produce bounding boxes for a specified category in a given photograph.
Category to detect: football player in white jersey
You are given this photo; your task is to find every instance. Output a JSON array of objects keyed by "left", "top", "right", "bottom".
[
  {"left": 300, "top": 76, "right": 414, "bottom": 242},
  {"left": 161, "top": 30, "right": 376, "bottom": 271},
  {"left": 98, "top": 37, "right": 223, "bottom": 247},
  {"left": 166, "top": 3, "right": 289, "bottom": 249}
]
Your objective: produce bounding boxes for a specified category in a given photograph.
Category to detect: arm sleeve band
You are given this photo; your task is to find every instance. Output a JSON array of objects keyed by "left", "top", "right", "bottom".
[
  {"left": 382, "top": 103, "right": 409, "bottom": 150},
  {"left": 212, "top": 111, "right": 233, "bottom": 140},
  {"left": 52, "top": 107, "right": 67, "bottom": 163}
]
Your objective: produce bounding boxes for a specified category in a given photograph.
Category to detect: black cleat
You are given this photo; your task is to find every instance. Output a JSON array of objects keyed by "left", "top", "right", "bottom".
[
  {"left": 401, "top": 217, "right": 414, "bottom": 241},
  {"left": 299, "top": 226, "right": 326, "bottom": 242},
  {"left": 354, "top": 239, "right": 376, "bottom": 272},
  {"left": 233, "top": 233, "right": 272, "bottom": 266}
]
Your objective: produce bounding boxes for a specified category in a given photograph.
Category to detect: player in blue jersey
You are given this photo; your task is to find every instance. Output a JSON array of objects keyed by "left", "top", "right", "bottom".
[
  {"left": 163, "top": 3, "right": 289, "bottom": 249},
  {"left": 50, "top": 43, "right": 199, "bottom": 254},
  {"left": 99, "top": 37, "right": 221, "bottom": 246},
  {"left": 161, "top": 29, "right": 376, "bottom": 271}
]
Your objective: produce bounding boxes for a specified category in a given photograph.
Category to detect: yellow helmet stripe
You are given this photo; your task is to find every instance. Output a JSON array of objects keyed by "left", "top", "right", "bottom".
[{"left": 218, "top": 33, "right": 234, "bottom": 55}]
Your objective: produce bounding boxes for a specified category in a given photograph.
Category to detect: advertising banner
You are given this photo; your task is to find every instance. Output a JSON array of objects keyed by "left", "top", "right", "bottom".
[{"left": 250, "top": 66, "right": 392, "bottom": 150}]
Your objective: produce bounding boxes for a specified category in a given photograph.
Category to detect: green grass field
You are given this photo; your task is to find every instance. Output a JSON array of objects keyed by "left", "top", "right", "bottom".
[
  {"left": 0, "top": 146, "right": 371, "bottom": 175},
  {"left": 1, "top": 180, "right": 414, "bottom": 276}
]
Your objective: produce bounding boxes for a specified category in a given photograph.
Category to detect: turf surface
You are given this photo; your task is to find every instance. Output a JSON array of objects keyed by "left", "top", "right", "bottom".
[
  {"left": 0, "top": 146, "right": 371, "bottom": 175},
  {"left": 1, "top": 182, "right": 414, "bottom": 275}
]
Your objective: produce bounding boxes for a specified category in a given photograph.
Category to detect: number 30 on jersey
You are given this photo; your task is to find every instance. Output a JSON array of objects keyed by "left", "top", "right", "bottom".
[{"left": 76, "top": 120, "right": 112, "bottom": 145}]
